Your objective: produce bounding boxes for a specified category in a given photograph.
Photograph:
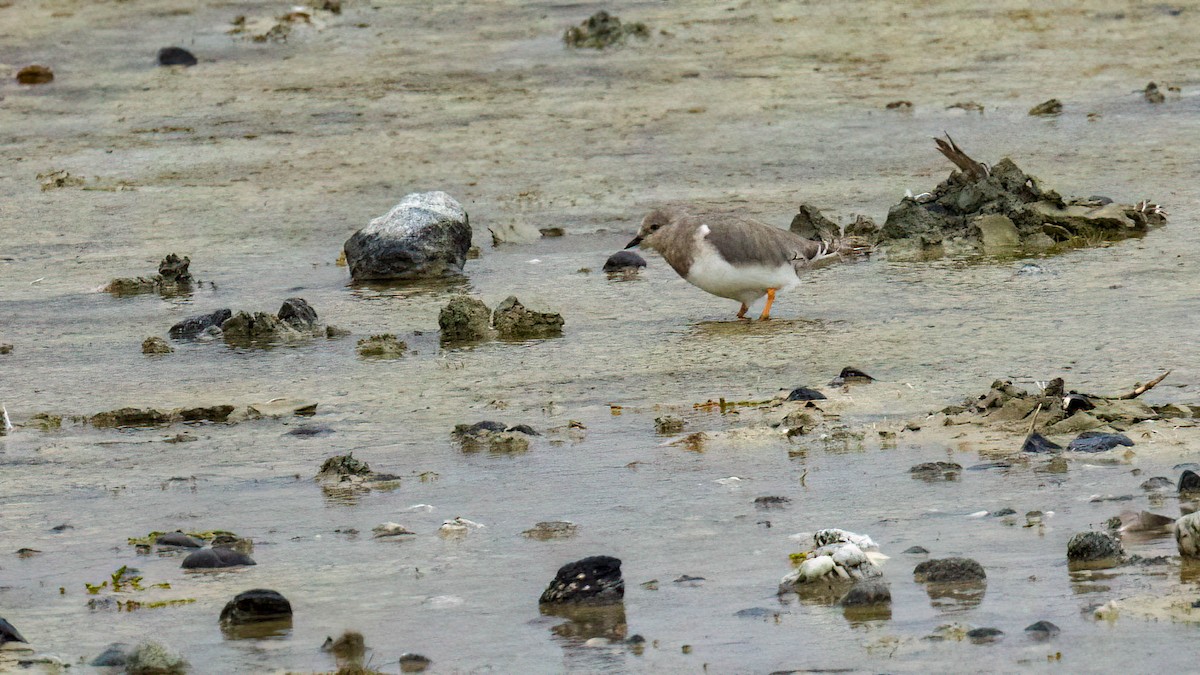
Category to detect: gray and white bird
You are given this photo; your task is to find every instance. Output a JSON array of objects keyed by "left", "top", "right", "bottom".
[{"left": 625, "top": 207, "right": 867, "bottom": 320}]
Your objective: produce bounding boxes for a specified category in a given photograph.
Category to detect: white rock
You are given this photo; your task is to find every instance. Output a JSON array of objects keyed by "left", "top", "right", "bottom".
[
  {"left": 372, "top": 522, "right": 415, "bottom": 538},
  {"left": 1175, "top": 512, "right": 1200, "bottom": 557}
]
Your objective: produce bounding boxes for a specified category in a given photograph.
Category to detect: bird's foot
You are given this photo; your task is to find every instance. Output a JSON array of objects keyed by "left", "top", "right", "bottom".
[{"left": 758, "top": 288, "right": 777, "bottom": 321}]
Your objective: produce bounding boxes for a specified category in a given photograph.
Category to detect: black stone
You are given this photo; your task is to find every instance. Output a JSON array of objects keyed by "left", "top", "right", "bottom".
[
  {"left": 839, "top": 580, "right": 891, "bottom": 606},
  {"left": 1021, "top": 431, "right": 1062, "bottom": 453},
  {"left": 1024, "top": 620, "right": 1060, "bottom": 639},
  {"left": 1179, "top": 469, "right": 1200, "bottom": 493},
  {"left": 1062, "top": 394, "right": 1095, "bottom": 414},
  {"left": 1067, "top": 432, "right": 1134, "bottom": 453},
  {"left": 277, "top": 297, "right": 318, "bottom": 330},
  {"left": 0, "top": 617, "right": 27, "bottom": 645},
  {"left": 603, "top": 250, "right": 646, "bottom": 272},
  {"left": 157, "top": 47, "right": 197, "bottom": 67},
  {"left": 507, "top": 424, "right": 540, "bottom": 436},
  {"left": 990, "top": 508, "right": 1017, "bottom": 517},
  {"left": 830, "top": 367, "right": 874, "bottom": 385},
  {"left": 903, "top": 546, "right": 929, "bottom": 554},
  {"left": 1066, "top": 531, "right": 1124, "bottom": 562},
  {"left": 156, "top": 531, "right": 204, "bottom": 548},
  {"left": 539, "top": 555, "right": 624, "bottom": 605},
  {"left": 219, "top": 589, "right": 292, "bottom": 624},
  {"left": 169, "top": 309, "right": 232, "bottom": 339},
  {"left": 459, "top": 421, "right": 507, "bottom": 435},
  {"left": 182, "top": 547, "right": 256, "bottom": 569},
  {"left": 913, "top": 557, "right": 986, "bottom": 582},
  {"left": 967, "top": 627, "right": 1004, "bottom": 643},
  {"left": 786, "top": 387, "right": 826, "bottom": 401}
]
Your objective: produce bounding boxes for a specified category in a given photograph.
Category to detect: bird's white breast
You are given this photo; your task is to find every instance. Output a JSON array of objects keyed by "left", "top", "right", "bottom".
[{"left": 684, "top": 226, "right": 800, "bottom": 304}]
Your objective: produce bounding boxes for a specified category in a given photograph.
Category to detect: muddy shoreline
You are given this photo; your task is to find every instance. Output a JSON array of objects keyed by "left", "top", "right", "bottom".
[{"left": 3, "top": 0, "right": 1200, "bottom": 672}]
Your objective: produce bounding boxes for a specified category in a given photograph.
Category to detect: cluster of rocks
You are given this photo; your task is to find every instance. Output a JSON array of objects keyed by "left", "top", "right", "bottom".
[
  {"left": 779, "top": 529, "right": 888, "bottom": 608},
  {"left": 167, "top": 298, "right": 335, "bottom": 347},
  {"left": 563, "top": 11, "right": 649, "bottom": 49},
  {"left": 438, "top": 295, "right": 565, "bottom": 343},
  {"left": 315, "top": 453, "right": 402, "bottom": 493},
  {"left": 453, "top": 420, "right": 540, "bottom": 453},
  {"left": 795, "top": 137, "right": 1167, "bottom": 259},
  {"left": 104, "top": 254, "right": 194, "bottom": 297},
  {"left": 937, "top": 376, "right": 1187, "bottom": 441},
  {"left": 84, "top": 397, "right": 315, "bottom": 429}
]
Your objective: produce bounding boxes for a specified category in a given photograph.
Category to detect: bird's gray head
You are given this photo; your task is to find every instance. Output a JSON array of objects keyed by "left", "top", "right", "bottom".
[{"left": 625, "top": 208, "right": 675, "bottom": 249}]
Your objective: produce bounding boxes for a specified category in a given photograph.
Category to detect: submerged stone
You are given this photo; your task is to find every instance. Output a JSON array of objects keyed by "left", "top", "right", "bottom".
[
  {"left": 182, "top": 547, "right": 256, "bottom": 569},
  {"left": 787, "top": 387, "right": 826, "bottom": 401},
  {"left": 913, "top": 557, "right": 986, "bottom": 583},
  {"left": 540, "top": 555, "right": 624, "bottom": 605},
  {"left": 1067, "top": 432, "right": 1133, "bottom": 453},
  {"left": 839, "top": 580, "right": 891, "bottom": 606},
  {"left": 493, "top": 296, "right": 564, "bottom": 339},
  {"left": 438, "top": 295, "right": 491, "bottom": 343},
  {"left": 1066, "top": 531, "right": 1124, "bottom": 562},
  {"left": 142, "top": 337, "right": 174, "bottom": 355},
  {"left": 603, "top": 250, "right": 646, "bottom": 272},
  {"left": 356, "top": 334, "right": 407, "bottom": 358},
  {"left": 344, "top": 191, "right": 471, "bottom": 281},
  {"left": 219, "top": 589, "right": 292, "bottom": 624},
  {"left": 157, "top": 47, "right": 197, "bottom": 67},
  {"left": 169, "top": 309, "right": 233, "bottom": 339},
  {"left": 156, "top": 532, "right": 204, "bottom": 548},
  {"left": 90, "top": 642, "right": 131, "bottom": 666},
  {"left": 124, "top": 641, "right": 188, "bottom": 675},
  {"left": 1024, "top": 620, "right": 1060, "bottom": 640}
]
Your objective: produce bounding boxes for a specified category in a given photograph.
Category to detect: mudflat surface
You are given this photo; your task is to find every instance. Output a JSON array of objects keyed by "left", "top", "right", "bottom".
[{"left": 2, "top": 1, "right": 1199, "bottom": 672}]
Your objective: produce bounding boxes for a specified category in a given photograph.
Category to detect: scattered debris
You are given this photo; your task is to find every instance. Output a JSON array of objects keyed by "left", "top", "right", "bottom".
[
  {"left": 37, "top": 169, "right": 83, "bottom": 190},
  {"left": 523, "top": 521, "right": 578, "bottom": 540}
]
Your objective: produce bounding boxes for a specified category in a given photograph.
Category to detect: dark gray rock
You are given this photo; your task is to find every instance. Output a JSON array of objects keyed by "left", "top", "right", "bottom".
[
  {"left": 124, "top": 641, "right": 188, "bottom": 674},
  {"left": 603, "top": 250, "right": 646, "bottom": 272},
  {"left": 156, "top": 532, "right": 204, "bottom": 548},
  {"left": 1140, "top": 476, "right": 1173, "bottom": 491},
  {"left": 789, "top": 203, "right": 842, "bottom": 241},
  {"left": 439, "top": 295, "right": 492, "bottom": 342},
  {"left": 903, "top": 546, "right": 929, "bottom": 554},
  {"left": 539, "top": 555, "right": 624, "bottom": 605},
  {"left": 1021, "top": 431, "right": 1062, "bottom": 453},
  {"left": 830, "top": 367, "right": 874, "bottom": 385},
  {"left": 399, "top": 653, "right": 433, "bottom": 673},
  {"left": 277, "top": 297, "right": 318, "bottom": 330},
  {"left": 787, "top": 387, "right": 826, "bottom": 401},
  {"left": 344, "top": 191, "right": 471, "bottom": 281},
  {"left": 990, "top": 508, "right": 1017, "bottom": 517},
  {"left": 286, "top": 424, "right": 334, "bottom": 437},
  {"left": 967, "top": 627, "right": 1004, "bottom": 643},
  {"left": 169, "top": 309, "right": 232, "bottom": 339},
  {"left": 1179, "top": 469, "right": 1200, "bottom": 493},
  {"left": 157, "top": 47, "right": 197, "bottom": 67},
  {"left": 1066, "top": 531, "right": 1124, "bottom": 562},
  {"left": 1062, "top": 394, "right": 1095, "bottom": 414},
  {"left": 913, "top": 557, "right": 986, "bottom": 582},
  {"left": 90, "top": 642, "right": 131, "bottom": 666},
  {"left": 839, "top": 580, "right": 891, "bottom": 606},
  {"left": 1067, "top": 431, "right": 1134, "bottom": 453},
  {"left": 754, "top": 496, "right": 790, "bottom": 509},
  {"left": 182, "top": 547, "right": 256, "bottom": 569},
  {"left": 219, "top": 589, "right": 292, "bottom": 624},
  {"left": 734, "top": 607, "right": 782, "bottom": 619},
  {"left": 1024, "top": 620, "right": 1060, "bottom": 639},
  {"left": 458, "top": 421, "right": 508, "bottom": 434},
  {"left": 0, "top": 617, "right": 27, "bottom": 644}
]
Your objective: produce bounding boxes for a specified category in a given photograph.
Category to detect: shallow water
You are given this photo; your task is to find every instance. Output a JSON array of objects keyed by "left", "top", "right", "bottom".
[{"left": 3, "top": 0, "right": 1200, "bottom": 672}]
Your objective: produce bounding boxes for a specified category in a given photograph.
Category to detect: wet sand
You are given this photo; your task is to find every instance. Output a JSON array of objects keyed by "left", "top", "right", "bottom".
[{"left": 2, "top": 0, "right": 1200, "bottom": 672}]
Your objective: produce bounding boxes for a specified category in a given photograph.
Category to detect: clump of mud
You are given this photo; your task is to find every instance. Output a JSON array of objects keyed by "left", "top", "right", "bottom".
[
  {"left": 798, "top": 137, "right": 1168, "bottom": 259},
  {"left": 564, "top": 11, "right": 649, "bottom": 49},
  {"left": 104, "top": 254, "right": 194, "bottom": 297},
  {"left": 934, "top": 373, "right": 1190, "bottom": 437}
]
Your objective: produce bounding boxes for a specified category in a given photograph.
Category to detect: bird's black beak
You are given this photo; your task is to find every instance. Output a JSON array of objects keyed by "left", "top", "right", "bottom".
[{"left": 624, "top": 235, "right": 643, "bottom": 249}]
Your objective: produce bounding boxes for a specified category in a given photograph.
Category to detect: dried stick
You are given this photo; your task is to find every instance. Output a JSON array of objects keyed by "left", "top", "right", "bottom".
[
  {"left": 1105, "top": 370, "right": 1171, "bottom": 400},
  {"left": 934, "top": 133, "right": 989, "bottom": 180}
]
